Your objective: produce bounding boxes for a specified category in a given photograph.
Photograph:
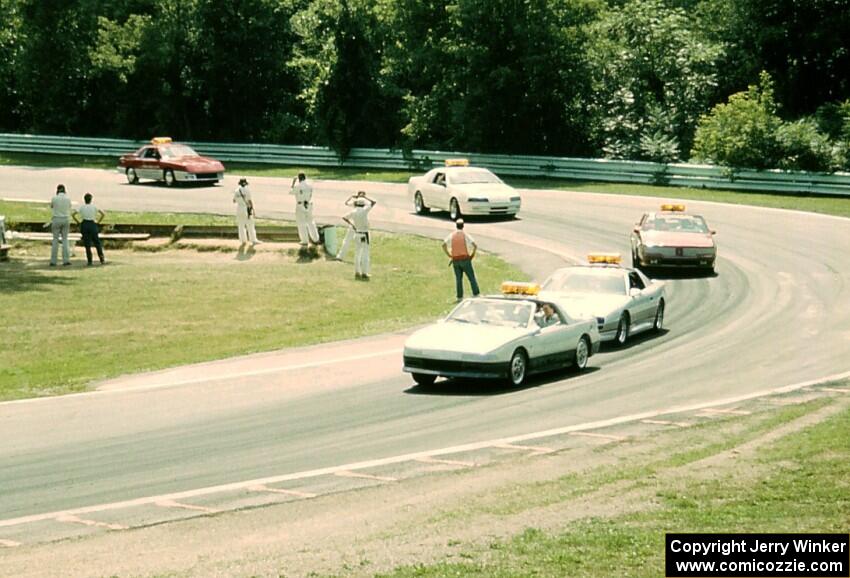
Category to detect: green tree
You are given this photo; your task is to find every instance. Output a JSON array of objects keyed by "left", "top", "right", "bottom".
[
  {"left": 691, "top": 71, "right": 783, "bottom": 169},
  {"left": 588, "top": 0, "right": 724, "bottom": 161},
  {"left": 0, "top": 0, "right": 23, "bottom": 131}
]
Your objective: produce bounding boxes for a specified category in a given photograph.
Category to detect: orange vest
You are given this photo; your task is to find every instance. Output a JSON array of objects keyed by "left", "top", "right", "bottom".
[{"left": 451, "top": 231, "right": 469, "bottom": 260}]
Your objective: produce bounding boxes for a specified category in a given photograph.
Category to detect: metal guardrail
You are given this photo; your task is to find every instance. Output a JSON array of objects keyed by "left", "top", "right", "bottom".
[{"left": 1, "top": 133, "right": 849, "bottom": 196}]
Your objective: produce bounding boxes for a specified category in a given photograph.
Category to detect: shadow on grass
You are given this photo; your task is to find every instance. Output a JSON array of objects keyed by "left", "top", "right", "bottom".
[
  {"left": 404, "top": 366, "right": 601, "bottom": 397},
  {"left": 0, "top": 259, "right": 78, "bottom": 292}
]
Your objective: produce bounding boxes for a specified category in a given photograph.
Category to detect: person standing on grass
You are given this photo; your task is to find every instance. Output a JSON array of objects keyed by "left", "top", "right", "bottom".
[
  {"left": 442, "top": 218, "right": 480, "bottom": 301},
  {"left": 72, "top": 193, "right": 107, "bottom": 266},
  {"left": 336, "top": 191, "right": 374, "bottom": 261},
  {"left": 290, "top": 172, "right": 319, "bottom": 247},
  {"left": 342, "top": 196, "right": 376, "bottom": 280},
  {"left": 49, "top": 184, "right": 73, "bottom": 267},
  {"left": 233, "top": 177, "right": 259, "bottom": 247}
]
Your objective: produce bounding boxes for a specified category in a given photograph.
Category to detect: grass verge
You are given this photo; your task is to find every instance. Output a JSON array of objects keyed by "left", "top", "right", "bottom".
[
  {"left": 2, "top": 152, "right": 849, "bottom": 218},
  {"left": 1, "top": 232, "right": 524, "bottom": 401},
  {"left": 374, "top": 394, "right": 850, "bottom": 577}
]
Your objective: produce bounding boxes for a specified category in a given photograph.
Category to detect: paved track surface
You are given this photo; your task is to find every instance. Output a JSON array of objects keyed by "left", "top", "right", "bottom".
[{"left": 2, "top": 167, "right": 849, "bottom": 536}]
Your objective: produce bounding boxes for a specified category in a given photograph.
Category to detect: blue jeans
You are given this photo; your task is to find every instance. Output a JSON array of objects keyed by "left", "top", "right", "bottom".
[{"left": 452, "top": 258, "right": 480, "bottom": 299}]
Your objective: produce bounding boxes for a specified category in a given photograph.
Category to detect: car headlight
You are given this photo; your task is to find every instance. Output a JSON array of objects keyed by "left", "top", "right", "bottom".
[
  {"left": 467, "top": 197, "right": 488, "bottom": 202},
  {"left": 510, "top": 196, "right": 521, "bottom": 202}
]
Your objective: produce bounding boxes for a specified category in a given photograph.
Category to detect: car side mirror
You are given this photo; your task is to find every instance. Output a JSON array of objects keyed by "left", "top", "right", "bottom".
[{"left": 629, "top": 288, "right": 641, "bottom": 298}]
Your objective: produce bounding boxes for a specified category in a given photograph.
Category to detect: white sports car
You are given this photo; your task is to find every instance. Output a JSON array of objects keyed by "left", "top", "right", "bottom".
[
  {"left": 407, "top": 159, "right": 521, "bottom": 220},
  {"left": 403, "top": 286, "right": 600, "bottom": 387},
  {"left": 538, "top": 255, "right": 667, "bottom": 346}
]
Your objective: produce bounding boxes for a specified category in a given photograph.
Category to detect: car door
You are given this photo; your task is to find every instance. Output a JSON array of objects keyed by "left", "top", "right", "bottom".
[
  {"left": 138, "top": 147, "right": 161, "bottom": 179},
  {"left": 627, "top": 271, "right": 657, "bottom": 325},
  {"left": 528, "top": 306, "right": 582, "bottom": 370},
  {"left": 425, "top": 170, "right": 448, "bottom": 209}
]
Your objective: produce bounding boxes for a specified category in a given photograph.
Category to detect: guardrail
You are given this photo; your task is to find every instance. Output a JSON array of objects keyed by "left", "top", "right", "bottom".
[{"left": 1, "top": 133, "right": 849, "bottom": 196}]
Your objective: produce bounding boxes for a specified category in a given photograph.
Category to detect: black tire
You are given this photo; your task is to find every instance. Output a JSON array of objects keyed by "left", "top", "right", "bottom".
[
  {"left": 414, "top": 192, "right": 430, "bottom": 215},
  {"left": 614, "top": 313, "right": 630, "bottom": 346},
  {"left": 507, "top": 349, "right": 528, "bottom": 387},
  {"left": 163, "top": 169, "right": 176, "bottom": 187},
  {"left": 574, "top": 336, "right": 590, "bottom": 370},
  {"left": 449, "top": 198, "right": 461, "bottom": 221},
  {"left": 412, "top": 373, "right": 436, "bottom": 386},
  {"left": 653, "top": 300, "right": 665, "bottom": 332},
  {"left": 126, "top": 168, "right": 139, "bottom": 184}
]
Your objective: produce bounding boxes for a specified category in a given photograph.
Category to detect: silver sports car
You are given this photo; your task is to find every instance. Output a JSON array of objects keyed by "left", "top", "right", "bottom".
[{"left": 538, "top": 255, "right": 667, "bottom": 346}]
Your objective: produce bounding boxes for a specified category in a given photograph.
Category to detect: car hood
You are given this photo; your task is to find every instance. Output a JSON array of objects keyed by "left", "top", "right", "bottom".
[
  {"left": 405, "top": 322, "right": 528, "bottom": 355},
  {"left": 539, "top": 292, "right": 631, "bottom": 319},
  {"left": 640, "top": 230, "right": 714, "bottom": 248},
  {"left": 163, "top": 156, "right": 225, "bottom": 172},
  {"left": 450, "top": 182, "right": 517, "bottom": 201}
]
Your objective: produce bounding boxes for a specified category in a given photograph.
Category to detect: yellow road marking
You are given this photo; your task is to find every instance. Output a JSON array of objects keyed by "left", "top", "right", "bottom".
[
  {"left": 641, "top": 419, "right": 690, "bottom": 428},
  {"left": 697, "top": 408, "right": 751, "bottom": 416},
  {"left": 334, "top": 470, "right": 397, "bottom": 482},
  {"left": 415, "top": 456, "right": 475, "bottom": 467},
  {"left": 155, "top": 500, "right": 218, "bottom": 513},
  {"left": 55, "top": 515, "right": 127, "bottom": 531},
  {"left": 493, "top": 443, "right": 554, "bottom": 454},
  {"left": 569, "top": 431, "right": 626, "bottom": 442},
  {"left": 248, "top": 485, "right": 317, "bottom": 498}
]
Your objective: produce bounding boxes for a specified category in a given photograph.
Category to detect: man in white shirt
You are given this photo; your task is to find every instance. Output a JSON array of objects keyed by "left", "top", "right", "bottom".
[
  {"left": 72, "top": 193, "right": 106, "bottom": 266},
  {"left": 442, "top": 219, "right": 480, "bottom": 300},
  {"left": 49, "top": 184, "right": 73, "bottom": 266},
  {"left": 233, "top": 177, "right": 259, "bottom": 246},
  {"left": 335, "top": 190, "right": 373, "bottom": 260},
  {"left": 342, "top": 196, "right": 377, "bottom": 279},
  {"left": 289, "top": 172, "right": 319, "bottom": 247}
]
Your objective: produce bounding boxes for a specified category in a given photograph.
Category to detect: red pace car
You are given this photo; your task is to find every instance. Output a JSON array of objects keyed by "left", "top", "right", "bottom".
[
  {"left": 118, "top": 137, "right": 225, "bottom": 186},
  {"left": 630, "top": 204, "right": 717, "bottom": 272}
]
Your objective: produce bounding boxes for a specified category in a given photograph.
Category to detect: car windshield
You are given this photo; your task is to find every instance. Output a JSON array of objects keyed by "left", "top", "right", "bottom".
[
  {"left": 447, "top": 300, "right": 533, "bottom": 328},
  {"left": 449, "top": 169, "right": 502, "bottom": 185},
  {"left": 542, "top": 269, "right": 626, "bottom": 295},
  {"left": 159, "top": 145, "right": 198, "bottom": 159},
  {"left": 643, "top": 215, "right": 709, "bottom": 233}
]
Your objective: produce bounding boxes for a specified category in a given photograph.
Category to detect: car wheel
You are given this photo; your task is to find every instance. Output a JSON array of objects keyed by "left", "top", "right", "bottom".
[
  {"left": 653, "top": 300, "right": 665, "bottom": 332},
  {"left": 412, "top": 373, "right": 436, "bottom": 387},
  {"left": 414, "top": 192, "right": 430, "bottom": 215},
  {"left": 126, "top": 168, "right": 139, "bottom": 184},
  {"left": 574, "top": 337, "right": 590, "bottom": 370},
  {"left": 163, "top": 169, "right": 176, "bottom": 187},
  {"left": 614, "top": 313, "right": 630, "bottom": 346},
  {"left": 449, "top": 198, "right": 461, "bottom": 221},
  {"left": 508, "top": 349, "right": 528, "bottom": 387}
]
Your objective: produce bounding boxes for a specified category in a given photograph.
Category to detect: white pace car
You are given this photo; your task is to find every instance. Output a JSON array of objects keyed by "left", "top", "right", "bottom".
[
  {"left": 538, "top": 254, "right": 667, "bottom": 346},
  {"left": 407, "top": 159, "right": 521, "bottom": 220},
  {"left": 403, "top": 283, "right": 600, "bottom": 387}
]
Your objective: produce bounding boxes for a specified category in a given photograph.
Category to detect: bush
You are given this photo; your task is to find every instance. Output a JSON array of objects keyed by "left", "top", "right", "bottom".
[
  {"left": 691, "top": 72, "right": 782, "bottom": 169},
  {"left": 776, "top": 119, "right": 836, "bottom": 172}
]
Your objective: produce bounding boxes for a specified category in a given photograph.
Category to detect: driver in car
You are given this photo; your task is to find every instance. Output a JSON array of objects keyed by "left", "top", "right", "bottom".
[{"left": 535, "top": 303, "right": 559, "bottom": 327}]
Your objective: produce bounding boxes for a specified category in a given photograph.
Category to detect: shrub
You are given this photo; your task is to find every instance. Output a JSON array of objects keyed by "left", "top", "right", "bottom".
[{"left": 776, "top": 119, "right": 835, "bottom": 172}]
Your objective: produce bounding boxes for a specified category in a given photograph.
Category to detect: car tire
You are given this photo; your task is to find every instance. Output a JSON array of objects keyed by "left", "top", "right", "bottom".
[
  {"left": 507, "top": 349, "right": 528, "bottom": 387},
  {"left": 412, "top": 373, "right": 436, "bottom": 387},
  {"left": 449, "top": 198, "right": 461, "bottom": 221},
  {"left": 574, "top": 336, "right": 590, "bottom": 370},
  {"left": 163, "top": 169, "right": 176, "bottom": 187},
  {"left": 126, "top": 168, "right": 139, "bottom": 184},
  {"left": 653, "top": 300, "right": 665, "bottom": 332},
  {"left": 614, "top": 313, "right": 630, "bottom": 346},
  {"left": 414, "top": 192, "right": 430, "bottom": 215}
]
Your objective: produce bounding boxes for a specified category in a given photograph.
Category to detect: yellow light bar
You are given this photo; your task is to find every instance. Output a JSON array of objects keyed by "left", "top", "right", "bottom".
[
  {"left": 151, "top": 136, "right": 172, "bottom": 145},
  {"left": 587, "top": 253, "right": 622, "bottom": 265},
  {"left": 445, "top": 158, "right": 469, "bottom": 167},
  {"left": 501, "top": 281, "right": 540, "bottom": 296},
  {"left": 660, "top": 203, "right": 685, "bottom": 212}
]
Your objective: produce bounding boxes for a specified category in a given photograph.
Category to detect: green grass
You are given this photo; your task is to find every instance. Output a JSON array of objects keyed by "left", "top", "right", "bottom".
[
  {"left": 0, "top": 200, "right": 278, "bottom": 226},
  {"left": 0, "top": 233, "right": 524, "bottom": 401},
  {"left": 3, "top": 151, "right": 849, "bottom": 218},
  {"left": 374, "top": 397, "right": 850, "bottom": 577}
]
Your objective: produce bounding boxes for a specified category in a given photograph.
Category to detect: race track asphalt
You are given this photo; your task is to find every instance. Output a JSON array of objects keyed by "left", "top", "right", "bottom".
[{"left": 1, "top": 167, "right": 849, "bottom": 534}]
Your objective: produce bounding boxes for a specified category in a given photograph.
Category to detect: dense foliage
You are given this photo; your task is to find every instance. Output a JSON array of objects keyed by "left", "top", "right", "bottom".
[{"left": 0, "top": 0, "right": 848, "bottom": 169}]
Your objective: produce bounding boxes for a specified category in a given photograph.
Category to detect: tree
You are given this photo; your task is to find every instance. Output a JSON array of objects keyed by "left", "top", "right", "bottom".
[
  {"left": 587, "top": 0, "right": 725, "bottom": 161},
  {"left": 691, "top": 72, "right": 783, "bottom": 169},
  {"left": 0, "top": 0, "right": 23, "bottom": 131}
]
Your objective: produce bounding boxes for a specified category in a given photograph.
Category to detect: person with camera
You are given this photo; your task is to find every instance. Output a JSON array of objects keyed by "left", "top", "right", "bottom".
[
  {"left": 335, "top": 190, "right": 374, "bottom": 260},
  {"left": 290, "top": 172, "right": 319, "bottom": 247},
  {"left": 233, "top": 177, "right": 259, "bottom": 247}
]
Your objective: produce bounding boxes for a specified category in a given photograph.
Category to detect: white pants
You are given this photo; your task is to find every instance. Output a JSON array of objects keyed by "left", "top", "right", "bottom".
[
  {"left": 50, "top": 219, "right": 71, "bottom": 265},
  {"left": 295, "top": 203, "right": 319, "bottom": 245},
  {"left": 337, "top": 226, "right": 355, "bottom": 258},
  {"left": 236, "top": 213, "right": 257, "bottom": 244},
  {"left": 354, "top": 232, "right": 370, "bottom": 276}
]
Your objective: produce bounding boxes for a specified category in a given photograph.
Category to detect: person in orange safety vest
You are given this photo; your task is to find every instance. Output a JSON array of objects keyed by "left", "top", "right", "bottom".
[{"left": 442, "top": 218, "right": 480, "bottom": 301}]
